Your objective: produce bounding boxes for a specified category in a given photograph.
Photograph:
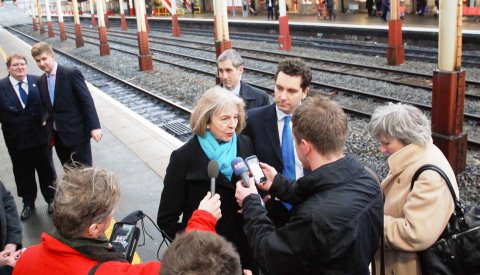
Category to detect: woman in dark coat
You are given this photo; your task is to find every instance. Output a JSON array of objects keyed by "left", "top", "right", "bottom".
[{"left": 157, "top": 86, "right": 256, "bottom": 272}]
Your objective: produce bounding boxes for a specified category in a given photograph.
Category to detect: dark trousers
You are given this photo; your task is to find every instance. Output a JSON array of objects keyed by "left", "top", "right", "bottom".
[
  {"left": 7, "top": 145, "right": 56, "bottom": 206},
  {"left": 54, "top": 131, "right": 92, "bottom": 167},
  {"left": 267, "top": 6, "right": 274, "bottom": 20}
]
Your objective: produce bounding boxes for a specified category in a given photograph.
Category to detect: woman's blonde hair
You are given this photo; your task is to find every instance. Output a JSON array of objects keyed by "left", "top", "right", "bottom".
[
  {"left": 52, "top": 164, "right": 121, "bottom": 238},
  {"left": 190, "top": 86, "right": 246, "bottom": 136}
]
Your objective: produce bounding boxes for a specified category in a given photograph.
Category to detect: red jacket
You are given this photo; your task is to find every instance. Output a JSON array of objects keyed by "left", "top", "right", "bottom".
[{"left": 13, "top": 210, "right": 216, "bottom": 275}]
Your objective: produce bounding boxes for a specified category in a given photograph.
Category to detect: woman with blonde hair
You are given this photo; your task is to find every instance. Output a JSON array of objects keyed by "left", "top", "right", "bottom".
[
  {"left": 157, "top": 86, "right": 256, "bottom": 272},
  {"left": 368, "top": 103, "right": 459, "bottom": 274}
]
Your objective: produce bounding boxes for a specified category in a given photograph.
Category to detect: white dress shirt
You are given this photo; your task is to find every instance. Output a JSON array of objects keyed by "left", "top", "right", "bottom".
[{"left": 9, "top": 75, "right": 28, "bottom": 109}]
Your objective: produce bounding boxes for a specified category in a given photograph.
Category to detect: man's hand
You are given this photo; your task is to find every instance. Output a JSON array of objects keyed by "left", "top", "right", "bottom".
[
  {"left": 197, "top": 192, "right": 222, "bottom": 221},
  {"left": 235, "top": 178, "right": 258, "bottom": 207},
  {"left": 91, "top": 129, "right": 103, "bottom": 142},
  {"left": 257, "top": 162, "right": 277, "bottom": 191}
]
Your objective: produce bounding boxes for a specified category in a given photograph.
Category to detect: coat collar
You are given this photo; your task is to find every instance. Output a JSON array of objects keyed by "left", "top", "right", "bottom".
[
  {"left": 387, "top": 142, "right": 429, "bottom": 176},
  {"left": 292, "top": 155, "right": 361, "bottom": 201}
]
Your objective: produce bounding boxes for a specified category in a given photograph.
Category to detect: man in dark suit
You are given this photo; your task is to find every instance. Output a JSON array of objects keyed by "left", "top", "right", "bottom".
[
  {"left": 0, "top": 54, "right": 56, "bottom": 220},
  {"left": 31, "top": 42, "right": 102, "bottom": 167},
  {"left": 217, "top": 49, "right": 270, "bottom": 110},
  {"left": 243, "top": 59, "right": 312, "bottom": 227}
]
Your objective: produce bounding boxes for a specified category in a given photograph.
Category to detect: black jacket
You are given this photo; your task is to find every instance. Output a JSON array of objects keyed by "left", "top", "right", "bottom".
[
  {"left": 242, "top": 155, "right": 383, "bottom": 275},
  {"left": 157, "top": 134, "right": 256, "bottom": 270},
  {"left": 0, "top": 181, "right": 22, "bottom": 250},
  {"left": 37, "top": 65, "right": 100, "bottom": 147},
  {"left": 0, "top": 75, "right": 49, "bottom": 150},
  {"left": 239, "top": 81, "right": 270, "bottom": 110}
]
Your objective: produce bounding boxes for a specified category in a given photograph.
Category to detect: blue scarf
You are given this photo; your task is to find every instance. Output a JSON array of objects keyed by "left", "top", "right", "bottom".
[{"left": 197, "top": 131, "right": 237, "bottom": 180}]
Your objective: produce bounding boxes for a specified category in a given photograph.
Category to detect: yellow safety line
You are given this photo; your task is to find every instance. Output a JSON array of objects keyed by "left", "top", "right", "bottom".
[
  {"left": 105, "top": 218, "right": 142, "bottom": 264},
  {"left": 0, "top": 46, "right": 8, "bottom": 61}
]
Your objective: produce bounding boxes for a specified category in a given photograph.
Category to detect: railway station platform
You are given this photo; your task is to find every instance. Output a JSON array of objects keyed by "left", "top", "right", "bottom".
[{"left": 0, "top": 21, "right": 182, "bottom": 262}]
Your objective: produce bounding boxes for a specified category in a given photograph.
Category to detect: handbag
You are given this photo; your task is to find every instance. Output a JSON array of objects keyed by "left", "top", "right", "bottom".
[{"left": 411, "top": 164, "right": 480, "bottom": 275}]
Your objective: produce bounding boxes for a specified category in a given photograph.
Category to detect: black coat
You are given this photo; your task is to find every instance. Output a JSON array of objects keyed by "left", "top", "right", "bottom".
[
  {"left": 37, "top": 65, "right": 100, "bottom": 148},
  {"left": 242, "top": 156, "right": 383, "bottom": 275},
  {"left": 0, "top": 181, "right": 22, "bottom": 250},
  {"left": 157, "top": 135, "right": 255, "bottom": 269},
  {"left": 0, "top": 75, "right": 49, "bottom": 150},
  {"left": 239, "top": 81, "right": 270, "bottom": 110}
]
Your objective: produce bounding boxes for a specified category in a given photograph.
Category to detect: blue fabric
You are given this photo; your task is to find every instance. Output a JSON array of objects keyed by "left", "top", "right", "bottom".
[
  {"left": 17, "top": 81, "right": 28, "bottom": 106},
  {"left": 281, "top": 116, "right": 295, "bottom": 211},
  {"left": 47, "top": 74, "right": 55, "bottom": 105},
  {"left": 197, "top": 130, "right": 237, "bottom": 180}
]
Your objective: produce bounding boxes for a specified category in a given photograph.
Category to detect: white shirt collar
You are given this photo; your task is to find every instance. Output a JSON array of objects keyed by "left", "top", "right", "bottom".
[
  {"left": 9, "top": 75, "right": 28, "bottom": 87},
  {"left": 275, "top": 105, "right": 290, "bottom": 122}
]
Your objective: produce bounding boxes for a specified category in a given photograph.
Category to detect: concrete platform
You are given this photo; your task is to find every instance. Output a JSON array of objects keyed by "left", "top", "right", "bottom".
[{"left": 0, "top": 16, "right": 183, "bottom": 262}]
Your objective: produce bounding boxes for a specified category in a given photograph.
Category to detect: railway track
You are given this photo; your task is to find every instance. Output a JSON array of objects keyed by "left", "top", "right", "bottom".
[
  {"left": 55, "top": 23, "right": 480, "bottom": 104},
  {"left": 100, "top": 20, "right": 480, "bottom": 67},
  {"left": 7, "top": 24, "right": 480, "bottom": 149}
]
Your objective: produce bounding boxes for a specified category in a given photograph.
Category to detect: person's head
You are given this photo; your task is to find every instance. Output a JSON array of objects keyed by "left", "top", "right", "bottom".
[
  {"left": 31, "top": 42, "right": 56, "bottom": 75},
  {"left": 292, "top": 95, "right": 347, "bottom": 169},
  {"left": 217, "top": 49, "right": 244, "bottom": 91},
  {"left": 190, "top": 86, "right": 246, "bottom": 142},
  {"left": 368, "top": 103, "right": 431, "bottom": 156},
  {"left": 274, "top": 59, "right": 312, "bottom": 115},
  {"left": 6, "top": 54, "right": 28, "bottom": 81},
  {"left": 52, "top": 165, "right": 121, "bottom": 239},
  {"left": 160, "top": 231, "right": 242, "bottom": 275}
]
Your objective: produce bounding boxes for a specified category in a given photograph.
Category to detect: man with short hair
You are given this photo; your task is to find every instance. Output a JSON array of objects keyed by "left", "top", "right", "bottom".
[
  {"left": 242, "top": 59, "right": 311, "bottom": 227},
  {"left": 31, "top": 42, "right": 102, "bottom": 167},
  {"left": 236, "top": 96, "right": 383, "bottom": 274},
  {"left": 160, "top": 231, "right": 243, "bottom": 275},
  {"left": 0, "top": 54, "right": 56, "bottom": 220},
  {"left": 217, "top": 49, "right": 269, "bottom": 110}
]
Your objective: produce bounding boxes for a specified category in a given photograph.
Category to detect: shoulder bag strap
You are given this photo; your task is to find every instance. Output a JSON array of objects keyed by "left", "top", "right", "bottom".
[
  {"left": 410, "top": 164, "right": 463, "bottom": 215},
  {"left": 88, "top": 263, "right": 103, "bottom": 275}
]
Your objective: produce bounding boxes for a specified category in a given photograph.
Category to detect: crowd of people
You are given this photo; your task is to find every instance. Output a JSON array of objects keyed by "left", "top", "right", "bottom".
[{"left": 0, "top": 43, "right": 460, "bottom": 275}]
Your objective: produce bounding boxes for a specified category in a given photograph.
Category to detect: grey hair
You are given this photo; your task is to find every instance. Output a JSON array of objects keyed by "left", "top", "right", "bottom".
[
  {"left": 368, "top": 103, "right": 431, "bottom": 147},
  {"left": 217, "top": 49, "right": 244, "bottom": 68}
]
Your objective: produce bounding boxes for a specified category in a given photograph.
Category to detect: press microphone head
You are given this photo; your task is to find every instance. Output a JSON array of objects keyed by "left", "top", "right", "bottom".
[
  {"left": 231, "top": 157, "right": 248, "bottom": 176},
  {"left": 207, "top": 160, "right": 219, "bottom": 179}
]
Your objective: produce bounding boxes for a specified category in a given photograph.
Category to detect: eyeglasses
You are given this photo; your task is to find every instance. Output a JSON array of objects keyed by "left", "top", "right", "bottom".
[{"left": 10, "top": 63, "right": 27, "bottom": 68}]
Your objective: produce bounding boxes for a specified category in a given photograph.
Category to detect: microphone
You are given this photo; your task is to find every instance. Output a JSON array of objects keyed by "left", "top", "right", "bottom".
[
  {"left": 231, "top": 157, "right": 250, "bottom": 187},
  {"left": 207, "top": 160, "right": 219, "bottom": 196}
]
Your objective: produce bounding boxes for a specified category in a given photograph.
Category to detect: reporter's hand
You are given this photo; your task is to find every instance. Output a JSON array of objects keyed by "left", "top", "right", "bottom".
[
  {"left": 258, "top": 162, "right": 277, "bottom": 191},
  {"left": 197, "top": 192, "right": 222, "bottom": 221},
  {"left": 0, "top": 244, "right": 17, "bottom": 257},
  {"left": 235, "top": 178, "right": 258, "bottom": 207},
  {"left": 0, "top": 248, "right": 24, "bottom": 268}
]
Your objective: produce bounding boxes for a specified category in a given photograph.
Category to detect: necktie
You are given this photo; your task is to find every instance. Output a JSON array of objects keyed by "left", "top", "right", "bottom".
[
  {"left": 18, "top": 81, "right": 28, "bottom": 106},
  {"left": 281, "top": 116, "right": 295, "bottom": 211},
  {"left": 47, "top": 74, "right": 55, "bottom": 105}
]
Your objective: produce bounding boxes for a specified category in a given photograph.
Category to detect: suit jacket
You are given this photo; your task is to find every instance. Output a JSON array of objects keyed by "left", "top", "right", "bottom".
[
  {"left": 374, "top": 142, "right": 458, "bottom": 275},
  {"left": 157, "top": 134, "right": 255, "bottom": 269},
  {"left": 243, "top": 103, "right": 283, "bottom": 172},
  {"left": 239, "top": 81, "right": 270, "bottom": 110},
  {"left": 0, "top": 75, "right": 49, "bottom": 150},
  {"left": 0, "top": 181, "right": 22, "bottom": 250},
  {"left": 37, "top": 65, "right": 100, "bottom": 147}
]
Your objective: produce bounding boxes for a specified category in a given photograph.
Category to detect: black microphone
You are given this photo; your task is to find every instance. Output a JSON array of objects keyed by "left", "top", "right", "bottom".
[
  {"left": 207, "top": 160, "right": 219, "bottom": 196},
  {"left": 231, "top": 157, "right": 250, "bottom": 187}
]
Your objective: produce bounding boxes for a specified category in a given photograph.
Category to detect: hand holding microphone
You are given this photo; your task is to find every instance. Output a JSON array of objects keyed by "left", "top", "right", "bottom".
[{"left": 231, "top": 157, "right": 250, "bottom": 187}]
